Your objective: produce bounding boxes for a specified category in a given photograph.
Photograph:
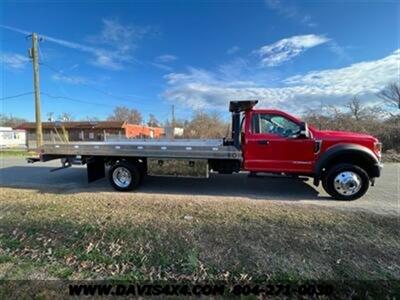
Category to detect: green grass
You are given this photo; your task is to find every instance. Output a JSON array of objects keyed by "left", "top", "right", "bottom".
[{"left": 0, "top": 188, "right": 399, "bottom": 296}]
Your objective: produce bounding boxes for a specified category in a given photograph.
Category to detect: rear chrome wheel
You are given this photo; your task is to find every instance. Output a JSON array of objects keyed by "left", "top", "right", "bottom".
[
  {"left": 323, "top": 164, "right": 369, "bottom": 200},
  {"left": 112, "top": 166, "right": 132, "bottom": 188},
  {"left": 108, "top": 161, "right": 141, "bottom": 191}
]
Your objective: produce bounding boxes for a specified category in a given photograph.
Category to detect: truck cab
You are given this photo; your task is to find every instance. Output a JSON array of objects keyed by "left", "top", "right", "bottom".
[{"left": 232, "top": 101, "right": 382, "bottom": 200}]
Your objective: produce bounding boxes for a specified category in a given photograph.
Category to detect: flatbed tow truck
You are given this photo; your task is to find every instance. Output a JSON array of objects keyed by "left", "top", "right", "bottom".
[{"left": 29, "top": 101, "right": 382, "bottom": 200}]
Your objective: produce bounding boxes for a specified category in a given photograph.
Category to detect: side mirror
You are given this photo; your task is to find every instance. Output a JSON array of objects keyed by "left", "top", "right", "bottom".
[{"left": 297, "top": 122, "right": 310, "bottom": 138}]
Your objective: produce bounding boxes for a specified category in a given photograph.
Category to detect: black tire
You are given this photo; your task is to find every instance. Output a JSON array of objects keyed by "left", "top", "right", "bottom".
[
  {"left": 322, "top": 163, "right": 370, "bottom": 200},
  {"left": 108, "top": 161, "right": 141, "bottom": 191},
  {"left": 321, "top": 174, "right": 331, "bottom": 195},
  {"left": 137, "top": 162, "right": 147, "bottom": 183}
]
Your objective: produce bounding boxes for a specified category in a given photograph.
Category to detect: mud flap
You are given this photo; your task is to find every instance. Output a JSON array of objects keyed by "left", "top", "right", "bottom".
[{"left": 87, "top": 158, "right": 105, "bottom": 183}]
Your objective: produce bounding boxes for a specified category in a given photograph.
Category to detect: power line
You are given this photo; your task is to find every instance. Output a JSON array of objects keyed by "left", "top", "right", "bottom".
[
  {"left": 3, "top": 35, "right": 172, "bottom": 121},
  {"left": 1, "top": 91, "right": 170, "bottom": 121},
  {"left": 41, "top": 92, "right": 171, "bottom": 117},
  {"left": 37, "top": 42, "right": 148, "bottom": 104},
  {"left": 0, "top": 92, "right": 34, "bottom": 101},
  {"left": 37, "top": 42, "right": 47, "bottom": 63},
  {"left": 1, "top": 90, "right": 169, "bottom": 115},
  {"left": 36, "top": 42, "right": 175, "bottom": 116},
  {"left": 41, "top": 92, "right": 117, "bottom": 107},
  {"left": 41, "top": 62, "right": 154, "bottom": 107}
]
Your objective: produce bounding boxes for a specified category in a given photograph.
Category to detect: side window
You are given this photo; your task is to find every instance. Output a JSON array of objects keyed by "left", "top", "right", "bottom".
[{"left": 252, "top": 113, "right": 300, "bottom": 137}]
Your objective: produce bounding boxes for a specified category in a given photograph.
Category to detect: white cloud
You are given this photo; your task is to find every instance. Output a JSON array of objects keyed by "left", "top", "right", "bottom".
[
  {"left": 41, "top": 34, "right": 124, "bottom": 70},
  {"left": 163, "top": 49, "right": 400, "bottom": 113},
  {"left": 227, "top": 46, "right": 240, "bottom": 55},
  {"left": 94, "top": 18, "right": 149, "bottom": 47},
  {"left": 91, "top": 54, "right": 124, "bottom": 70},
  {"left": 284, "top": 49, "right": 400, "bottom": 94},
  {"left": 328, "top": 41, "right": 352, "bottom": 62},
  {"left": 0, "top": 24, "right": 30, "bottom": 35},
  {"left": 42, "top": 32, "right": 125, "bottom": 70},
  {"left": 151, "top": 62, "right": 173, "bottom": 72},
  {"left": 51, "top": 73, "right": 89, "bottom": 85},
  {"left": 155, "top": 54, "right": 177, "bottom": 63},
  {"left": 265, "top": 0, "right": 316, "bottom": 27},
  {"left": 152, "top": 54, "right": 178, "bottom": 72},
  {"left": 257, "top": 34, "right": 330, "bottom": 67},
  {"left": 0, "top": 52, "right": 29, "bottom": 69},
  {"left": 86, "top": 18, "right": 152, "bottom": 69},
  {"left": 1, "top": 20, "right": 151, "bottom": 71}
]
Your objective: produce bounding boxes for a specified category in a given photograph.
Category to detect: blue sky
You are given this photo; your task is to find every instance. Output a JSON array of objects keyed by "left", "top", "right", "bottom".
[{"left": 0, "top": 0, "right": 399, "bottom": 123}]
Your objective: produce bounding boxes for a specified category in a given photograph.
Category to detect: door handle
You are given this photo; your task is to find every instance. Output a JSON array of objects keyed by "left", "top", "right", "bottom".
[{"left": 258, "top": 140, "right": 269, "bottom": 145}]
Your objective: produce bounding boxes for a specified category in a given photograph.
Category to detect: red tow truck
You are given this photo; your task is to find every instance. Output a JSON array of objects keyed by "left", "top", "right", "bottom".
[{"left": 31, "top": 101, "right": 382, "bottom": 200}]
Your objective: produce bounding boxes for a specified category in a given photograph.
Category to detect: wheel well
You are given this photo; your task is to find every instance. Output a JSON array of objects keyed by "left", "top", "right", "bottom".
[
  {"left": 208, "top": 159, "right": 241, "bottom": 174},
  {"left": 105, "top": 157, "right": 147, "bottom": 174},
  {"left": 320, "top": 153, "right": 375, "bottom": 178}
]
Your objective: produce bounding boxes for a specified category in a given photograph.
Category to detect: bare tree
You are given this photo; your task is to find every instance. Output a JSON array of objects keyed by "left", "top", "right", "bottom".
[
  {"left": 183, "top": 111, "right": 229, "bottom": 139},
  {"left": 47, "top": 112, "right": 55, "bottom": 122},
  {"left": 58, "top": 112, "right": 74, "bottom": 121},
  {"left": 108, "top": 106, "right": 142, "bottom": 124},
  {"left": 147, "top": 114, "right": 159, "bottom": 127},
  {"left": 303, "top": 103, "right": 398, "bottom": 152},
  {"left": 377, "top": 82, "right": 400, "bottom": 109},
  {"left": 303, "top": 108, "right": 332, "bottom": 130},
  {"left": 346, "top": 96, "right": 365, "bottom": 121},
  {"left": 326, "top": 105, "right": 344, "bottom": 119},
  {"left": 84, "top": 116, "right": 100, "bottom": 122},
  {"left": 0, "top": 114, "right": 27, "bottom": 127}
]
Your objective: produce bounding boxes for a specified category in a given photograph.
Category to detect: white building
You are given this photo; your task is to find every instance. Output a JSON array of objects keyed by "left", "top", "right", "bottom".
[
  {"left": 164, "top": 127, "right": 184, "bottom": 138},
  {"left": 0, "top": 127, "right": 26, "bottom": 148}
]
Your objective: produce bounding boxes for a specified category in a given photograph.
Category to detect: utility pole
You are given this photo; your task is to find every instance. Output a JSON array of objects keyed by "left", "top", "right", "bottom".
[
  {"left": 171, "top": 104, "right": 175, "bottom": 128},
  {"left": 30, "top": 33, "right": 43, "bottom": 148}
]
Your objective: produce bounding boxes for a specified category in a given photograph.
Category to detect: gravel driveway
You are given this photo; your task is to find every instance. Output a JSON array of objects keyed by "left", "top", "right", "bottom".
[{"left": 0, "top": 156, "right": 398, "bottom": 216}]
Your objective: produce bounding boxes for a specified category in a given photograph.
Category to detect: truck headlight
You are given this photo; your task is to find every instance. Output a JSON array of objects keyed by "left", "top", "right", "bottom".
[{"left": 374, "top": 142, "right": 382, "bottom": 158}]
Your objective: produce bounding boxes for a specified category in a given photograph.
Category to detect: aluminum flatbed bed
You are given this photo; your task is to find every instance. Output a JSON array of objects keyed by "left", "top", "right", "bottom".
[
  {"left": 40, "top": 139, "right": 242, "bottom": 160},
  {"left": 30, "top": 101, "right": 253, "bottom": 189}
]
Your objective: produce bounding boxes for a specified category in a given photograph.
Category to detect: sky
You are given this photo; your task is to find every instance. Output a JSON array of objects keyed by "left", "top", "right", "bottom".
[{"left": 0, "top": 0, "right": 399, "bottom": 123}]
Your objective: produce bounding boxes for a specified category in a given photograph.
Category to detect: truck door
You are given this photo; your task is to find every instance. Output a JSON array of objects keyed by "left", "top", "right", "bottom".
[{"left": 243, "top": 112, "right": 316, "bottom": 173}]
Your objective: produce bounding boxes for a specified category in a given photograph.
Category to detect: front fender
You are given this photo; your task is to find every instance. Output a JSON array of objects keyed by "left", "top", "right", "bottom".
[{"left": 314, "top": 143, "right": 380, "bottom": 179}]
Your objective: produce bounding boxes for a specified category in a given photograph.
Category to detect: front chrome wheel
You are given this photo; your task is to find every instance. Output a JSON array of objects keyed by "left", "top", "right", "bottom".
[
  {"left": 323, "top": 163, "right": 370, "bottom": 200},
  {"left": 112, "top": 166, "right": 132, "bottom": 188},
  {"left": 333, "top": 171, "right": 362, "bottom": 196}
]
